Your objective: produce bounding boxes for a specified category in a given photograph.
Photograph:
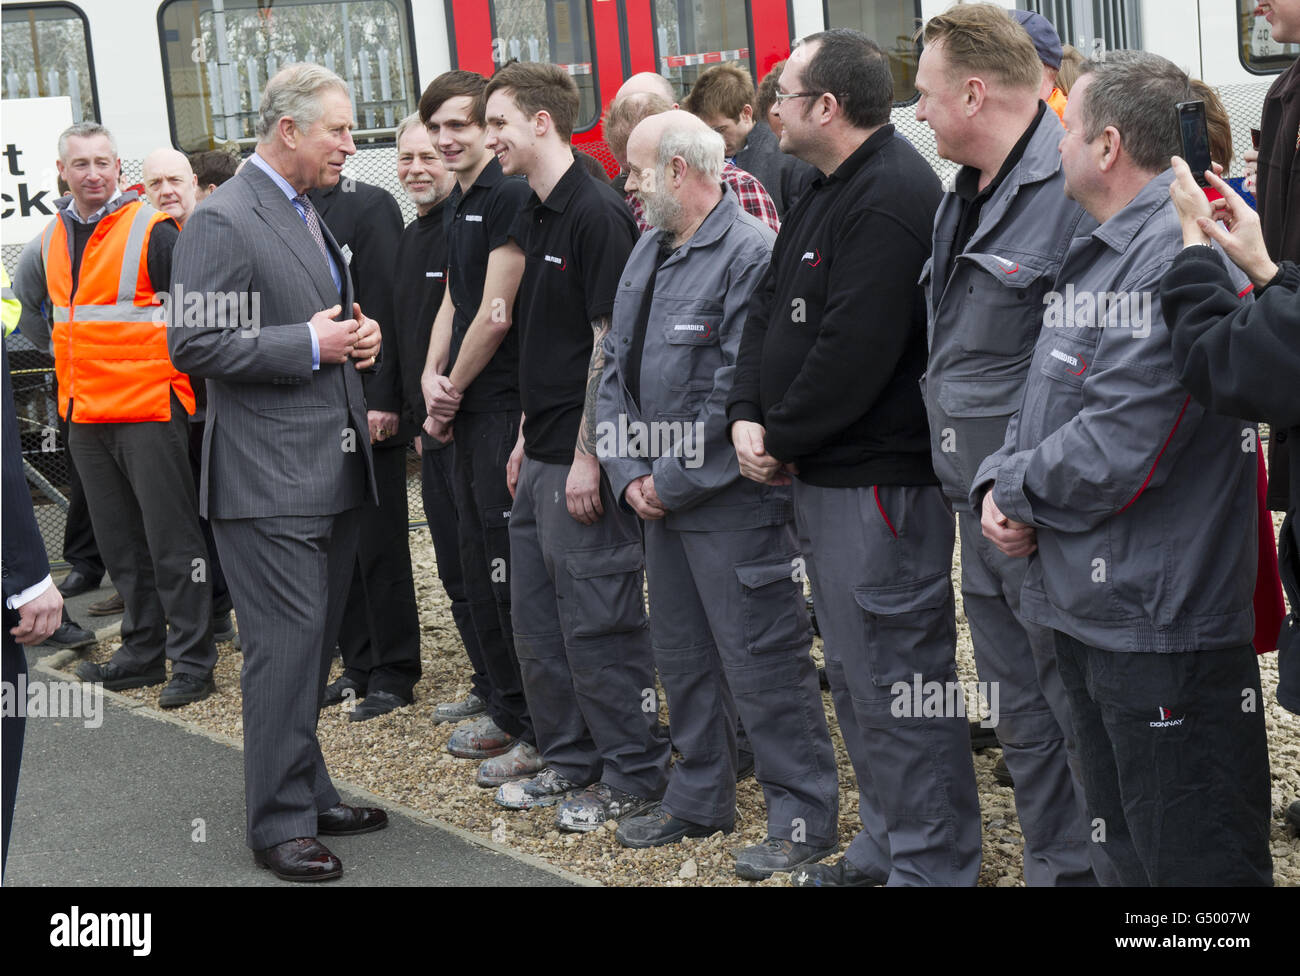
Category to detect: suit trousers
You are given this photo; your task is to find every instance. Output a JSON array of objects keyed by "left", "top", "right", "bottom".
[
  {"left": 68, "top": 396, "right": 214, "bottom": 676},
  {"left": 1, "top": 632, "right": 25, "bottom": 873},
  {"left": 793, "top": 482, "right": 981, "bottom": 885},
  {"left": 645, "top": 518, "right": 838, "bottom": 842},
  {"left": 421, "top": 440, "right": 486, "bottom": 700},
  {"left": 957, "top": 512, "right": 1099, "bottom": 886},
  {"left": 452, "top": 410, "right": 532, "bottom": 741},
  {"left": 187, "top": 418, "right": 231, "bottom": 617},
  {"left": 509, "top": 457, "right": 669, "bottom": 796},
  {"left": 213, "top": 508, "right": 359, "bottom": 849},
  {"left": 337, "top": 442, "right": 421, "bottom": 699}
]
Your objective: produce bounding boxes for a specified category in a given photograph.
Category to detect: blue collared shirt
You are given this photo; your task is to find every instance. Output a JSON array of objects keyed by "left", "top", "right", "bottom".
[
  {"left": 65, "top": 188, "right": 122, "bottom": 224},
  {"left": 248, "top": 152, "right": 344, "bottom": 369}
]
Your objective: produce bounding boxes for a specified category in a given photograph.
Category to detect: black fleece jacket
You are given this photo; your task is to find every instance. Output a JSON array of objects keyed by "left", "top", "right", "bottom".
[{"left": 727, "top": 124, "right": 942, "bottom": 488}]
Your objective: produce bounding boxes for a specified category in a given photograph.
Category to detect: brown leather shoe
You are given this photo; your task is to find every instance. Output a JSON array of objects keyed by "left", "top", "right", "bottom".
[
  {"left": 317, "top": 803, "right": 388, "bottom": 836},
  {"left": 253, "top": 837, "right": 342, "bottom": 882}
]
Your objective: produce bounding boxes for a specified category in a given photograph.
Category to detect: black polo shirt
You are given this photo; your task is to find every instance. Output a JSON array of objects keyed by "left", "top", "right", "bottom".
[
  {"left": 446, "top": 156, "right": 529, "bottom": 412},
  {"left": 393, "top": 201, "right": 449, "bottom": 434},
  {"left": 513, "top": 159, "right": 637, "bottom": 463},
  {"left": 727, "top": 124, "right": 942, "bottom": 488}
]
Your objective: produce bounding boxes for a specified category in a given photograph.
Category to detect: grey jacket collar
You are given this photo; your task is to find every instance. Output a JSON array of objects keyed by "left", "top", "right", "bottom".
[
  {"left": 963, "top": 105, "right": 1064, "bottom": 252},
  {"left": 652, "top": 183, "right": 741, "bottom": 266},
  {"left": 57, "top": 188, "right": 139, "bottom": 225},
  {"left": 1091, "top": 168, "right": 1175, "bottom": 254}
]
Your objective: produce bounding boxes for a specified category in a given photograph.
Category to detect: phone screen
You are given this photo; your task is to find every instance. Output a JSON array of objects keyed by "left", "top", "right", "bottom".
[{"left": 1177, "top": 101, "right": 1212, "bottom": 187}]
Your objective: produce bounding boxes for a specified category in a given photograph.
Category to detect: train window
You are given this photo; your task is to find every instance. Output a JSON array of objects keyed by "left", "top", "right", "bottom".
[
  {"left": 489, "top": 1, "right": 599, "bottom": 132},
  {"left": 1022, "top": 1, "right": 1140, "bottom": 55},
  {"left": 1239, "top": 0, "right": 1299, "bottom": 74},
  {"left": 823, "top": 1, "right": 922, "bottom": 104},
  {"left": 157, "top": 0, "right": 418, "bottom": 152},
  {"left": 653, "top": 0, "right": 753, "bottom": 102},
  {"left": 1, "top": 3, "right": 98, "bottom": 122}
]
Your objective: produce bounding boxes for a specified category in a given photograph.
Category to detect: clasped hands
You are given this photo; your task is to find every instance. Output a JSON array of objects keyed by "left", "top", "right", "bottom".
[{"left": 311, "top": 302, "right": 381, "bottom": 369}]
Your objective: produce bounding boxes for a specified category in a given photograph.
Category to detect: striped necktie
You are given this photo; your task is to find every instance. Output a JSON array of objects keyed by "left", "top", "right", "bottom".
[{"left": 293, "top": 193, "right": 333, "bottom": 268}]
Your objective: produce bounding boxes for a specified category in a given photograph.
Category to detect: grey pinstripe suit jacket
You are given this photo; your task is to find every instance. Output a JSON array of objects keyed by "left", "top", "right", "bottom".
[{"left": 167, "top": 162, "right": 377, "bottom": 520}]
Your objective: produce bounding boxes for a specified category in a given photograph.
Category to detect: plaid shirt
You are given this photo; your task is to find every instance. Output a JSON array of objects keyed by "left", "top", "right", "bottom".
[{"left": 624, "top": 161, "right": 780, "bottom": 234}]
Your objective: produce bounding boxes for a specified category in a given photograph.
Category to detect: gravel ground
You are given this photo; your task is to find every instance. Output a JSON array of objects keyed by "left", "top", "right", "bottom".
[{"left": 61, "top": 512, "right": 1300, "bottom": 887}]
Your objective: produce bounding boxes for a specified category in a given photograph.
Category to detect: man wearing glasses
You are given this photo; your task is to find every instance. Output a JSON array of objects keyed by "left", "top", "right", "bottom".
[{"left": 728, "top": 29, "right": 981, "bottom": 886}]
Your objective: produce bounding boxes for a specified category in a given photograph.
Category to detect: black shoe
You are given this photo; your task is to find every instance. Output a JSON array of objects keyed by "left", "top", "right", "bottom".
[
  {"left": 992, "top": 755, "right": 1013, "bottom": 787},
  {"left": 253, "top": 837, "right": 342, "bottom": 882},
  {"left": 736, "top": 750, "right": 756, "bottom": 783},
  {"left": 212, "top": 611, "right": 236, "bottom": 643},
  {"left": 320, "top": 675, "right": 365, "bottom": 708},
  {"left": 735, "top": 837, "right": 839, "bottom": 880},
  {"left": 317, "top": 803, "right": 388, "bottom": 836},
  {"left": 75, "top": 659, "right": 165, "bottom": 690},
  {"left": 790, "top": 858, "right": 882, "bottom": 887},
  {"left": 41, "top": 619, "right": 97, "bottom": 651},
  {"left": 348, "top": 690, "right": 409, "bottom": 722},
  {"left": 57, "top": 570, "right": 100, "bottom": 598},
  {"left": 1286, "top": 799, "right": 1300, "bottom": 830},
  {"left": 159, "top": 671, "right": 215, "bottom": 708},
  {"left": 616, "top": 804, "right": 733, "bottom": 849},
  {"left": 969, "top": 721, "right": 1000, "bottom": 752}
]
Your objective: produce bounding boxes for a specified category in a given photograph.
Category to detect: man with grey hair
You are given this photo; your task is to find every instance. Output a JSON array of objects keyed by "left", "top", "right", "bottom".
[
  {"left": 169, "top": 62, "right": 387, "bottom": 882},
  {"left": 12, "top": 121, "right": 217, "bottom": 708},
  {"left": 597, "top": 110, "right": 838, "bottom": 868},
  {"left": 974, "top": 51, "right": 1272, "bottom": 885}
]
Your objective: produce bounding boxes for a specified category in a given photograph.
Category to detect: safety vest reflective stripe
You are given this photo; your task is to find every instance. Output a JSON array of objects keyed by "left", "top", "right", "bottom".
[
  {"left": 1, "top": 267, "right": 20, "bottom": 337},
  {"left": 117, "top": 203, "right": 156, "bottom": 302},
  {"left": 51, "top": 303, "right": 159, "bottom": 322}
]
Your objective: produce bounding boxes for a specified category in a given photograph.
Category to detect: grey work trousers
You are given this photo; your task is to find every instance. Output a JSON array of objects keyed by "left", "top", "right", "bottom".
[
  {"left": 508, "top": 457, "right": 669, "bottom": 797},
  {"left": 68, "top": 396, "right": 214, "bottom": 677},
  {"left": 644, "top": 518, "right": 839, "bottom": 842},
  {"left": 957, "top": 511, "right": 1101, "bottom": 886},
  {"left": 794, "top": 481, "right": 981, "bottom": 885}
]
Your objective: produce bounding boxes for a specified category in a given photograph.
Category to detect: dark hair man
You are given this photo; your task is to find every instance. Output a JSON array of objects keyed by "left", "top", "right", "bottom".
[
  {"left": 483, "top": 61, "right": 670, "bottom": 830},
  {"left": 417, "top": 70, "right": 539, "bottom": 785},
  {"left": 728, "top": 29, "right": 980, "bottom": 885}
]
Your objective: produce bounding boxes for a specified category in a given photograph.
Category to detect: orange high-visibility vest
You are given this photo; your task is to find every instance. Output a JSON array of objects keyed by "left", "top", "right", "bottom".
[
  {"left": 1048, "top": 87, "right": 1067, "bottom": 122},
  {"left": 41, "top": 199, "right": 195, "bottom": 423}
]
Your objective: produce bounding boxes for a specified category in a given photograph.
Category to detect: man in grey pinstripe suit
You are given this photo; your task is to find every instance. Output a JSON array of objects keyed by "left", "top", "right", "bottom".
[{"left": 169, "top": 64, "right": 387, "bottom": 882}]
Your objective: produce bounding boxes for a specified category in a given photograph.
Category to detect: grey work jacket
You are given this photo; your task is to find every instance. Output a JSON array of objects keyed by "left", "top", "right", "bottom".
[
  {"left": 972, "top": 172, "right": 1257, "bottom": 654},
  {"left": 922, "top": 107, "right": 1094, "bottom": 512},
  {"left": 596, "top": 185, "right": 792, "bottom": 532}
]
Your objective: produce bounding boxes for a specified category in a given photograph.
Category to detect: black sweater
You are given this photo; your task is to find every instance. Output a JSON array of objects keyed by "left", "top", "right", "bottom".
[
  {"left": 727, "top": 124, "right": 942, "bottom": 488},
  {"left": 1160, "top": 248, "right": 1300, "bottom": 518}
]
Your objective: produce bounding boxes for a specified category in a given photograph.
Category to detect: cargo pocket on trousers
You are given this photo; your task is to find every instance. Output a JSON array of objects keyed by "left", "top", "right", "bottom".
[
  {"left": 854, "top": 572, "right": 956, "bottom": 688},
  {"left": 563, "top": 541, "right": 647, "bottom": 639},
  {"left": 734, "top": 556, "right": 811, "bottom": 653}
]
